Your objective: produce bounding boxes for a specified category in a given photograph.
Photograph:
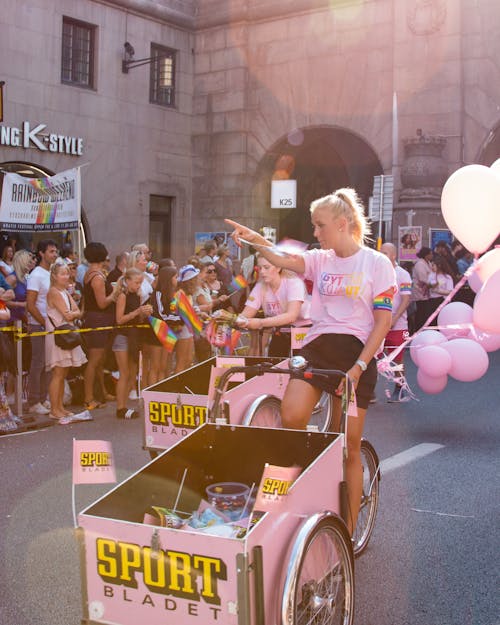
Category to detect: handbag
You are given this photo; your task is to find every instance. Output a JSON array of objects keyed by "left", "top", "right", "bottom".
[{"left": 48, "top": 316, "right": 83, "bottom": 351}]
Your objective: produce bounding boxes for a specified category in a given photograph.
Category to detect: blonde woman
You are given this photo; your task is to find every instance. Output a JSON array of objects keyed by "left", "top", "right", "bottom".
[
  {"left": 226, "top": 188, "right": 396, "bottom": 534},
  {"left": 46, "top": 261, "right": 87, "bottom": 421}
]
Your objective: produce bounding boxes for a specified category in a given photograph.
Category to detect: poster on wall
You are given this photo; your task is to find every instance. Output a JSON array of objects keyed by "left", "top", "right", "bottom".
[
  {"left": 194, "top": 232, "right": 240, "bottom": 260},
  {"left": 398, "top": 225, "right": 422, "bottom": 262},
  {"left": 429, "top": 228, "right": 453, "bottom": 251},
  {"left": 0, "top": 167, "right": 80, "bottom": 231}
]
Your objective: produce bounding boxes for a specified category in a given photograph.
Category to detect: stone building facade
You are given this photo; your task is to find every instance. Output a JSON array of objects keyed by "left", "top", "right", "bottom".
[{"left": 1, "top": 0, "right": 499, "bottom": 261}]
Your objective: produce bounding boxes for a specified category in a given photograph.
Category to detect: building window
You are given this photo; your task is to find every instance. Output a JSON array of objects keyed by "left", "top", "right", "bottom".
[
  {"left": 61, "top": 17, "right": 96, "bottom": 88},
  {"left": 150, "top": 44, "right": 176, "bottom": 107}
]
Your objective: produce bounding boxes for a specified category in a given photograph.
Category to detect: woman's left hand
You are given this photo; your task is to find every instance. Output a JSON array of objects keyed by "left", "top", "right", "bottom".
[{"left": 335, "top": 365, "right": 360, "bottom": 396}]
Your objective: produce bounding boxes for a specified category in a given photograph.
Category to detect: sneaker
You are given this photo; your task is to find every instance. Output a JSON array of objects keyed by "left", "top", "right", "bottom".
[
  {"left": 29, "top": 402, "right": 50, "bottom": 415},
  {"left": 117, "top": 408, "right": 139, "bottom": 419},
  {"left": 42, "top": 400, "right": 51, "bottom": 410},
  {"left": 128, "top": 390, "right": 139, "bottom": 400},
  {"left": 369, "top": 395, "right": 377, "bottom": 404}
]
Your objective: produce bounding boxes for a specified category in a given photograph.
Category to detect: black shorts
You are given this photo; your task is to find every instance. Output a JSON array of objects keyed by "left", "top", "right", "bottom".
[{"left": 291, "top": 334, "right": 377, "bottom": 410}]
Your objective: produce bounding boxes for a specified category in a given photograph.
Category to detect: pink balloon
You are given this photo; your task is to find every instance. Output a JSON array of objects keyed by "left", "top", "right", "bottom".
[
  {"left": 441, "top": 165, "right": 500, "bottom": 254},
  {"left": 468, "top": 327, "right": 500, "bottom": 352},
  {"left": 467, "top": 247, "right": 500, "bottom": 293},
  {"left": 437, "top": 302, "right": 474, "bottom": 338},
  {"left": 418, "top": 345, "right": 452, "bottom": 377},
  {"left": 409, "top": 330, "right": 448, "bottom": 366},
  {"left": 473, "top": 270, "right": 500, "bottom": 334},
  {"left": 417, "top": 369, "right": 448, "bottom": 394},
  {"left": 442, "top": 338, "right": 489, "bottom": 382}
]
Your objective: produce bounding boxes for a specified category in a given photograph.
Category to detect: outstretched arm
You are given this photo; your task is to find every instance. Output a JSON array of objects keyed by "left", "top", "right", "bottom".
[{"left": 224, "top": 218, "right": 305, "bottom": 274}]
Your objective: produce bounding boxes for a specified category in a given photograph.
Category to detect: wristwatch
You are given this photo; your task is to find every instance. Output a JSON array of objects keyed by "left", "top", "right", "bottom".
[{"left": 355, "top": 359, "right": 367, "bottom": 371}]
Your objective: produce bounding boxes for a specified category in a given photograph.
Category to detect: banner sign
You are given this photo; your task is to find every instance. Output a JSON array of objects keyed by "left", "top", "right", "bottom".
[
  {"left": 253, "top": 464, "right": 302, "bottom": 512},
  {"left": 0, "top": 167, "right": 81, "bottom": 231},
  {"left": 398, "top": 225, "right": 422, "bottom": 262},
  {"left": 72, "top": 439, "right": 116, "bottom": 485}
]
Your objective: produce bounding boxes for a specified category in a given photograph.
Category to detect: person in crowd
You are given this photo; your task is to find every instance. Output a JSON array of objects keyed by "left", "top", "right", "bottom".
[
  {"left": 174, "top": 264, "right": 201, "bottom": 373},
  {"left": 0, "top": 243, "right": 15, "bottom": 282},
  {"left": 234, "top": 254, "right": 308, "bottom": 357},
  {"left": 26, "top": 239, "right": 59, "bottom": 415},
  {"left": 380, "top": 243, "right": 412, "bottom": 402},
  {"left": 0, "top": 301, "right": 25, "bottom": 434},
  {"left": 214, "top": 244, "right": 234, "bottom": 292},
  {"left": 150, "top": 265, "right": 180, "bottom": 379},
  {"left": 45, "top": 260, "right": 87, "bottom": 421},
  {"left": 61, "top": 243, "right": 77, "bottom": 265},
  {"left": 113, "top": 267, "right": 152, "bottom": 419},
  {"left": 226, "top": 187, "right": 396, "bottom": 535},
  {"left": 126, "top": 250, "right": 155, "bottom": 398},
  {"left": 158, "top": 257, "right": 176, "bottom": 269},
  {"left": 427, "top": 255, "right": 454, "bottom": 322},
  {"left": 7, "top": 250, "right": 35, "bottom": 323},
  {"left": 434, "top": 241, "right": 459, "bottom": 283},
  {"left": 82, "top": 242, "right": 119, "bottom": 410},
  {"left": 412, "top": 246, "right": 434, "bottom": 331},
  {"left": 106, "top": 252, "right": 128, "bottom": 287},
  {"left": 456, "top": 248, "right": 473, "bottom": 275},
  {"left": 195, "top": 262, "right": 229, "bottom": 314},
  {"left": 199, "top": 240, "right": 217, "bottom": 264},
  {"left": 66, "top": 258, "right": 83, "bottom": 307},
  {"left": 76, "top": 256, "right": 88, "bottom": 285}
]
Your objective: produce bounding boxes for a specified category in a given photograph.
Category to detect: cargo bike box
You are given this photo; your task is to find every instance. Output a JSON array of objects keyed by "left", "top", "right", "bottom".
[
  {"left": 142, "top": 356, "right": 288, "bottom": 454},
  {"left": 78, "top": 423, "right": 355, "bottom": 625}
]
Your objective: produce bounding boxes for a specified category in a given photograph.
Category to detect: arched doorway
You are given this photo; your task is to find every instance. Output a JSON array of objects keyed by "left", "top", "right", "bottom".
[
  {"left": 253, "top": 126, "right": 384, "bottom": 245},
  {"left": 0, "top": 160, "right": 89, "bottom": 255}
]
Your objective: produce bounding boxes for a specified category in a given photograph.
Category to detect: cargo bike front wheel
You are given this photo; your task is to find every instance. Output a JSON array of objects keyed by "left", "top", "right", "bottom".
[{"left": 281, "top": 512, "right": 355, "bottom": 625}]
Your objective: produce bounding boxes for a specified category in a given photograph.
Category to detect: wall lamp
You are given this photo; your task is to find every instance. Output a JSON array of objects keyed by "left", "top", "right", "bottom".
[{"left": 122, "top": 41, "right": 169, "bottom": 74}]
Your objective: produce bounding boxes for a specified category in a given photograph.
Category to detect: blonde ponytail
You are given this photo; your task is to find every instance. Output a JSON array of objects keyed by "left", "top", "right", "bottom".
[{"left": 310, "top": 187, "right": 370, "bottom": 245}]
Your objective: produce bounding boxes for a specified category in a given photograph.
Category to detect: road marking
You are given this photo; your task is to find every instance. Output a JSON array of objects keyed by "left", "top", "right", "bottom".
[
  {"left": 411, "top": 508, "right": 474, "bottom": 519},
  {"left": 380, "top": 443, "right": 444, "bottom": 473}
]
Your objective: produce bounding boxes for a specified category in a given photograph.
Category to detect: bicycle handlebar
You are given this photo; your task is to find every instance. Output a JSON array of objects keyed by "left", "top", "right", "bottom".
[{"left": 209, "top": 358, "right": 352, "bottom": 423}]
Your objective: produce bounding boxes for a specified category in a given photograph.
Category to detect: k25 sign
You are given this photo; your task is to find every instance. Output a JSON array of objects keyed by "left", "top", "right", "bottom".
[{"left": 271, "top": 180, "right": 297, "bottom": 209}]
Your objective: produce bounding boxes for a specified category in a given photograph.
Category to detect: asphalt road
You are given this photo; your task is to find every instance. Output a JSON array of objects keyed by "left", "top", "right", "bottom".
[{"left": 0, "top": 351, "right": 499, "bottom": 625}]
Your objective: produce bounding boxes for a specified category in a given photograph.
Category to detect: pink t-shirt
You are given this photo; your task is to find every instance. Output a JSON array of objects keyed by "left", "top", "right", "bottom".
[
  {"left": 302, "top": 247, "right": 396, "bottom": 346},
  {"left": 392, "top": 264, "right": 412, "bottom": 331},
  {"left": 246, "top": 275, "right": 308, "bottom": 320}
]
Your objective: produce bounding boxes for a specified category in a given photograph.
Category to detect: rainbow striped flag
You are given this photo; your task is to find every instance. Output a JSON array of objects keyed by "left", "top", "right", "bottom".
[
  {"left": 175, "top": 290, "right": 203, "bottom": 336},
  {"left": 148, "top": 316, "right": 177, "bottom": 352},
  {"left": 228, "top": 274, "right": 248, "bottom": 293}
]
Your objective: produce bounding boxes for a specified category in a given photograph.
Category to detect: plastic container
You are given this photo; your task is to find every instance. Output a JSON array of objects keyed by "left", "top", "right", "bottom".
[{"left": 206, "top": 482, "right": 250, "bottom": 520}]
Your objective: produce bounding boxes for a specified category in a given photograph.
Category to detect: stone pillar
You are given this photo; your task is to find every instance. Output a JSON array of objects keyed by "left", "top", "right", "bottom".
[{"left": 393, "top": 131, "right": 449, "bottom": 244}]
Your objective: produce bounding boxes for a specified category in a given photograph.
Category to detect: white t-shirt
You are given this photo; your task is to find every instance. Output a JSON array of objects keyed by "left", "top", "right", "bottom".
[
  {"left": 392, "top": 264, "right": 412, "bottom": 331},
  {"left": 428, "top": 272, "right": 453, "bottom": 299},
  {"left": 139, "top": 272, "right": 154, "bottom": 304},
  {"left": 26, "top": 265, "right": 50, "bottom": 324},
  {"left": 246, "top": 275, "right": 308, "bottom": 321},
  {"left": 302, "top": 247, "right": 396, "bottom": 346}
]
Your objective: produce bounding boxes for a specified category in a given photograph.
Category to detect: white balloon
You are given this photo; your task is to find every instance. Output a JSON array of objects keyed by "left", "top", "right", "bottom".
[
  {"left": 468, "top": 247, "right": 500, "bottom": 293},
  {"left": 491, "top": 158, "right": 500, "bottom": 174},
  {"left": 441, "top": 165, "right": 500, "bottom": 254}
]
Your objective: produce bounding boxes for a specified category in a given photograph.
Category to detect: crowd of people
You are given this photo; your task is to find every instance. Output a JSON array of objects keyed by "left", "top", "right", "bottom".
[{"left": 0, "top": 212, "right": 477, "bottom": 437}]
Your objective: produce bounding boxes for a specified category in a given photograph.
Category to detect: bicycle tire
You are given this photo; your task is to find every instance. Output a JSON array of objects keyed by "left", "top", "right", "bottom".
[
  {"left": 243, "top": 392, "right": 332, "bottom": 432},
  {"left": 352, "top": 439, "right": 380, "bottom": 557},
  {"left": 281, "top": 512, "right": 355, "bottom": 625}
]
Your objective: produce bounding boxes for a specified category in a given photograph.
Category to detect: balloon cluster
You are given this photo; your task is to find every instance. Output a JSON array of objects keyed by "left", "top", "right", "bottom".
[{"left": 413, "top": 159, "right": 500, "bottom": 394}]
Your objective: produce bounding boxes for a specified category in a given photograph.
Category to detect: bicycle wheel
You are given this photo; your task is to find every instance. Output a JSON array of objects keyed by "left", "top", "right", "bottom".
[
  {"left": 352, "top": 439, "right": 380, "bottom": 557},
  {"left": 243, "top": 394, "right": 282, "bottom": 428},
  {"left": 244, "top": 393, "right": 332, "bottom": 432},
  {"left": 281, "top": 513, "right": 355, "bottom": 625},
  {"left": 308, "top": 391, "right": 333, "bottom": 432}
]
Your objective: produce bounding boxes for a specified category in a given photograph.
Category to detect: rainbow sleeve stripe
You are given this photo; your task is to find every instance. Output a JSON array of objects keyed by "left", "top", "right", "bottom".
[
  {"left": 148, "top": 316, "right": 177, "bottom": 352},
  {"left": 373, "top": 288, "right": 394, "bottom": 311},
  {"left": 399, "top": 281, "right": 412, "bottom": 294},
  {"left": 229, "top": 274, "right": 248, "bottom": 293},
  {"left": 175, "top": 290, "right": 203, "bottom": 336}
]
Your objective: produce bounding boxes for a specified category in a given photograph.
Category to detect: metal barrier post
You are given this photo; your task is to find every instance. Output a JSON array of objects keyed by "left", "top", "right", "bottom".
[{"left": 15, "top": 320, "right": 23, "bottom": 417}]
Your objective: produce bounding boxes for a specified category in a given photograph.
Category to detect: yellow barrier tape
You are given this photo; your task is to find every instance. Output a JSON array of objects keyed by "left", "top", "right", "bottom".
[
  {"left": 5, "top": 323, "right": 151, "bottom": 340},
  {"left": 0, "top": 325, "right": 16, "bottom": 332}
]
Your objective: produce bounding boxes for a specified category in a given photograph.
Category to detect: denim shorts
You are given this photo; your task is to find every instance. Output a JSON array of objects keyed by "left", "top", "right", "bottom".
[{"left": 112, "top": 333, "right": 128, "bottom": 352}]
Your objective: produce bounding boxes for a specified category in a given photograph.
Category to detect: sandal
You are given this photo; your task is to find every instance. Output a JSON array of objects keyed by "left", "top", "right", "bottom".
[{"left": 84, "top": 400, "right": 102, "bottom": 410}]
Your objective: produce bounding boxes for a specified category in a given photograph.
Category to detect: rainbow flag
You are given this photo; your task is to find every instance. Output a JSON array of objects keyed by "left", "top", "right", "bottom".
[
  {"left": 228, "top": 274, "right": 248, "bottom": 293},
  {"left": 148, "top": 316, "right": 177, "bottom": 352},
  {"left": 175, "top": 290, "right": 203, "bottom": 336}
]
